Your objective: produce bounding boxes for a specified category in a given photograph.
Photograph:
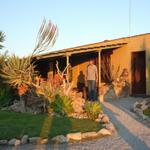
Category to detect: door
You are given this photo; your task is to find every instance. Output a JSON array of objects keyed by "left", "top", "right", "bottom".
[{"left": 131, "top": 51, "right": 146, "bottom": 95}]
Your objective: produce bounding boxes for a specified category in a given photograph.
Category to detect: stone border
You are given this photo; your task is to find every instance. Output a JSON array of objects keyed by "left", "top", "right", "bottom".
[{"left": 0, "top": 121, "right": 115, "bottom": 146}]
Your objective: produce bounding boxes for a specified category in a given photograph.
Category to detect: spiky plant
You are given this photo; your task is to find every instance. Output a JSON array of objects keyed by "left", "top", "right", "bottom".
[
  {"left": 0, "top": 19, "right": 58, "bottom": 113},
  {"left": 0, "top": 19, "right": 58, "bottom": 97},
  {"left": 0, "top": 55, "right": 35, "bottom": 96}
]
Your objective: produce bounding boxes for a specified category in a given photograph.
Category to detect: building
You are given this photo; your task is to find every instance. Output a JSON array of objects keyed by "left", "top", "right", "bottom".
[{"left": 34, "top": 33, "right": 150, "bottom": 96}]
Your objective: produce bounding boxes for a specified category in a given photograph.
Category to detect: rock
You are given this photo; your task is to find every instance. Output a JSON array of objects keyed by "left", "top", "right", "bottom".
[
  {"left": 81, "top": 132, "right": 98, "bottom": 139},
  {"left": 21, "top": 135, "right": 29, "bottom": 144},
  {"left": 97, "top": 128, "right": 111, "bottom": 136},
  {"left": 8, "top": 138, "right": 21, "bottom": 146},
  {"left": 133, "top": 102, "right": 139, "bottom": 110},
  {"left": 103, "top": 122, "right": 115, "bottom": 133},
  {"left": 69, "top": 90, "right": 85, "bottom": 115},
  {"left": 95, "top": 118, "right": 101, "bottom": 122},
  {"left": 101, "top": 115, "right": 110, "bottom": 123},
  {"left": 98, "top": 114, "right": 104, "bottom": 119},
  {"left": 138, "top": 112, "right": 149, "bottom": 120},
  {"left": 141, "top": 104, "right": 148, "bottom": 111},
  {"left": 29, "top": 137, "right": 40, "bottom": 143},
  {"left": 0, "top": 140, "right": 8, "bottom": 145},
  {"left": 51, "top": 135, "right": 68, "bottom": 143},
  {"left": 66, "top": 132, "right": 82, "bottom": 141},
  {"left": 141, "top": 100, "right": 148, "bottom": 105},
  {"left": 38, "top": 138, "right": 48, "bottom": 144},
  {"left": 8, "top": 101, "right": 24, "bottom": 113},
  {"left": 136, "top": 103, "right": 142, "bottom": 109}
]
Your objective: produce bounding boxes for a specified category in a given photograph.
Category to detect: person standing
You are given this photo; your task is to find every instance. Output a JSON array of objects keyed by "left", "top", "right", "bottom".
[{"left": 86, "top": 59, "right": 98, "bottom": 101}]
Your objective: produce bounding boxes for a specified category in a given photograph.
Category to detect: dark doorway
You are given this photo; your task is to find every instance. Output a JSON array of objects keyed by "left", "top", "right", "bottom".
[
  {"left": 131, "top": 51, "right": 146, "bottom": 95},
  {"left": 101, "top": 50, "right": 113, "bottom": 83}
]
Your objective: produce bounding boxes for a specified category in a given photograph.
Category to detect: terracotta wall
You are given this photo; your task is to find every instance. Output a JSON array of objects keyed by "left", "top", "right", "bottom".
[
  {"left": 110, "top": 34, "right": 150, "bottom": 95},
  {"left": 72, "top": 61, "right": 88, "bottom": 87}
]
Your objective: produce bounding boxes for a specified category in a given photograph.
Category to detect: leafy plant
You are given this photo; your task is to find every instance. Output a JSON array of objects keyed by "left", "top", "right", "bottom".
[
  {"left": 143, "top": 108, "right": 150, "bottom": 117},
  {"left": 0, "top": 84, "right": 15, "bottom": 108},
  {"left": 85, "top": 101, "right": 103, "bottom": 120},
  {"left": 50, "top": 94, "right": 74, "bottom": 116}
]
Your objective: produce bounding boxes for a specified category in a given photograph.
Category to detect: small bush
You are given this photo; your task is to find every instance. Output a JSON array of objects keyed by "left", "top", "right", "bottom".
[
  {"left": 0, "top": 84, "right": 15, "bottom": 108},
  {"left": 143, "top": 108, "right": 150, "bottom": 117},
  {"left": 85, "top": 101, "right": 103, "bottom": 120},
  {"left": 50, "top": 94, "right": 74, "bottom": 116}
]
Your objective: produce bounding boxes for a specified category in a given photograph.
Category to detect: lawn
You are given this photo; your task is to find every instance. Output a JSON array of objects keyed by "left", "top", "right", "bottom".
[{"left": 0, "top": 111, "right": 102, "bottom": 140}]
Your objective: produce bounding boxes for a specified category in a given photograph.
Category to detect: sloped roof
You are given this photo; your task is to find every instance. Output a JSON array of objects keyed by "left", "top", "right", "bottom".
[
  {"left": 36, "top": 42, "right": 127, "bottom": 59},
  {"left": 35, "top": 33, "right": 150, "bottom": 60}
]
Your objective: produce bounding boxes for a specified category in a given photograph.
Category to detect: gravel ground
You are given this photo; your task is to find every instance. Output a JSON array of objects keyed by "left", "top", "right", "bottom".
[{"left": 1, "top": 97, "right": 150, "bottom": 150}]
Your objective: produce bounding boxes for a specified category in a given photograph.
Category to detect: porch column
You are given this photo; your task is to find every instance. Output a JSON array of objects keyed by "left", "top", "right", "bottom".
[
  {"left": 66, "top": 53, "right": 71, "bottom": 84},
  {"left": 98, "top": 50, "right": 102, "bottom": 88}
]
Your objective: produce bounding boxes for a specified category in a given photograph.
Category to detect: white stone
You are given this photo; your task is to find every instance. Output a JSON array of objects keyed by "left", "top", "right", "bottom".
[
  {"left": 101, "top": 115, "right": 110, "bottom": 123},
  {"left": 133, "top": 102, "right": 139, "bottom": 109},
  {"left": 95, "top": 118, "right": 101, "bottom": 122},
  {"left": 0, "top": 140, "right": 8, "bottom": 145},
  {"left": 141, "top": 104, "right": 148, "bottom": 111},
  {"left": 67, "top": 132, "right": 82, "bottom": 141},
  {"left": 140, "top": 113, "right": 149, "bottom": 120},
  {"left": 103, "top": 122, "right": 116, "bottom": 133},
  {"left": 141, "top": 100, "right": 148, "bottom": 105},
  {"left": 8, "top": 139, "right": 21, "bottom": 146},
  {"left": 81, "top": 132, "right": 98, "bottom": 139},
  {"left": 29, "top": 137, "right": 40, "bottom": 143},
  {"left": 98, "top": 114, "right": 104, "bottom": 119},
  {"left": 97, "top": 128, "right": 111, "bottom": 136},
  {"left": 21, "top": 135, "right": 29, "bottom": 144},
  {"left": 38, "top": 138, "right": 48, "bottom": 144},
  {"left": 51, "top": 135, "right": 68, "bottom": 143}
]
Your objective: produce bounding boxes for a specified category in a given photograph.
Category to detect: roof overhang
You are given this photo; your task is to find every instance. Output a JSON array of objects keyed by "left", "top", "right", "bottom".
[{"left": 35, "top": 42, "right": 127, "bottom": 60}]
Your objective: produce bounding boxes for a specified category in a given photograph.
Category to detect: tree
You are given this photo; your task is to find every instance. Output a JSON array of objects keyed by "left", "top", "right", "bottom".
[{"left": 0, "top": 31, "right": 5, "bottom": 49}]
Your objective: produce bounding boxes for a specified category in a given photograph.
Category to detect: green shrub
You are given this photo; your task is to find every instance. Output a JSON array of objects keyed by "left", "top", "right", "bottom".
[
  {"left": 0, "top": 84, "right": 15, "bottom": 108},
  {"left": 143, "top": 108, "right": 150, "bottom": 117},
  {"left": 50, "top": 94, "right": 74, "bottom": 116},
  {"left": 85, "top": 101, "right": 103, "bottom": 120}
]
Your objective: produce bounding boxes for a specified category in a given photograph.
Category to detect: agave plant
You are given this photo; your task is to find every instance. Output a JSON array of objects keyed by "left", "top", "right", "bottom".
[{"left": 0, "top": 55, "right": 35, "bottom": 96}]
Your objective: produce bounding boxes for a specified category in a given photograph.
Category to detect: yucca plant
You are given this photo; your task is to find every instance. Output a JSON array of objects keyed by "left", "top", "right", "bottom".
[
  {"left": 85, "top": 101, "right": 103, "bottom": 120},
  {"left": 0, "top": 19, "right": 58, "bottom": 111},
  {"left": 0, "top": 55, "right": 35, "bottom": 96},
  {"left": 0, "top": 19, "right": 57, "bottom": 94}
]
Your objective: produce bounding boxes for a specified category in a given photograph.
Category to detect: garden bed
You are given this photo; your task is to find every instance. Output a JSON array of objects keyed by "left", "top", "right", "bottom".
[{"left": 0, "top": 110, "right": 102, "bottom": 140}]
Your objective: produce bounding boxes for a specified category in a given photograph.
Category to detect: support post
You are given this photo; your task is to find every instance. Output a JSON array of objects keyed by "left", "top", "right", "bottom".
[
  {"left": 66, "top": 53, "right": 71, "bottom": 84},
  {"left": 98, "top": 50, "right": 101, "bottom": 88}
]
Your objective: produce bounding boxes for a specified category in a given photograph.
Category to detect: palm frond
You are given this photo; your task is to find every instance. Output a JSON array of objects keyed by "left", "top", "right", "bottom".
[{"left": 32, "top": 19, "right": 58, "bottom": 56}]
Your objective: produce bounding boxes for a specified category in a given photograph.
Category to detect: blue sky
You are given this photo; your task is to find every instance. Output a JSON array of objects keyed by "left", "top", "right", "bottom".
[{"left": 0, "top": 0, "right": 150, "bottom": 56}]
